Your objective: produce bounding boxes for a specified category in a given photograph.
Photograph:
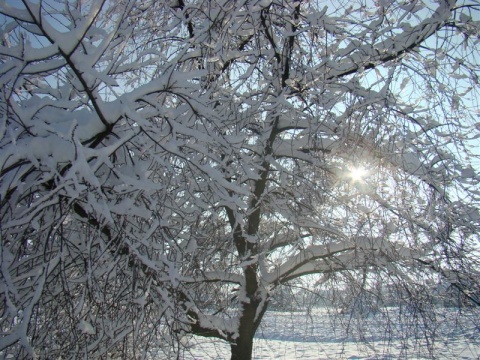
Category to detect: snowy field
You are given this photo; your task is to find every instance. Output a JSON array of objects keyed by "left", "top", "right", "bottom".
[{"left": 177, "top": 309, "right": 480, "bottom": 359}]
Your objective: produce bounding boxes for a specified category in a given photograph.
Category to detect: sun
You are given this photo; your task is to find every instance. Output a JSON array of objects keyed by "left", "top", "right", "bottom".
[{"left": 349, "top": 166, "right": 368, "bottom": 182}]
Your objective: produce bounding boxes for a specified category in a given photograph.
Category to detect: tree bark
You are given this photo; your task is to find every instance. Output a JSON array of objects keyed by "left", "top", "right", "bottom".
[
  {"left": 230, "top": 283, "right": 270, "bottom": 360},
  {"left": 230, "top": 302, "right": 257, "bottom": 360},
  {"left": 230, "top": 335, "right": 254, "bottom": 360}
]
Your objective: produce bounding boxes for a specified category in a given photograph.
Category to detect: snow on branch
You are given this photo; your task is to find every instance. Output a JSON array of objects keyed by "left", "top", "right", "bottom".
[{"left": 324, "top": 0, "right": 456, "bottom": 79}]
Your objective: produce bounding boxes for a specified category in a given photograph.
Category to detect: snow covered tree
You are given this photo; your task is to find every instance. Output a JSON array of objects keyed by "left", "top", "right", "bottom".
[{"left": 1, "top": 0, "right": 480, "bottom": 358}]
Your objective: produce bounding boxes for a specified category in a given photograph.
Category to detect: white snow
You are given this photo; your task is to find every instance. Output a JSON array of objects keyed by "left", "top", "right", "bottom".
[{"left": 179, "top": 309, "right": 480, "bottom": 359}]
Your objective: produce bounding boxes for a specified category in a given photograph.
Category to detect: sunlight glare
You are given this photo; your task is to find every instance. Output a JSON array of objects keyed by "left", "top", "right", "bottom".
[{"left": 349, "top": 166, "right": 368, "bottom": 182}]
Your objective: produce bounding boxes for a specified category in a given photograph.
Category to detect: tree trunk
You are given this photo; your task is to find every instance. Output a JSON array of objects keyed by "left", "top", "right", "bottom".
[
  {"left": 228, "top": 293, "right": 259, "bottom": 360},
  {"left": 230, "top": 335, "right": 254, "bottom": 360},
  {"left": 230, "top": 299, "right": 257, "bottom": 360},
  {"left": 230, "top": 292, "right": 270, "bottom": 360}
]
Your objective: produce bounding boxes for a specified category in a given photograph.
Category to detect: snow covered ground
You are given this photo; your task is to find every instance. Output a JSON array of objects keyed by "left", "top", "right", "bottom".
[{"left": 179, "top": 308, "right": 480, "bottom": 359}]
